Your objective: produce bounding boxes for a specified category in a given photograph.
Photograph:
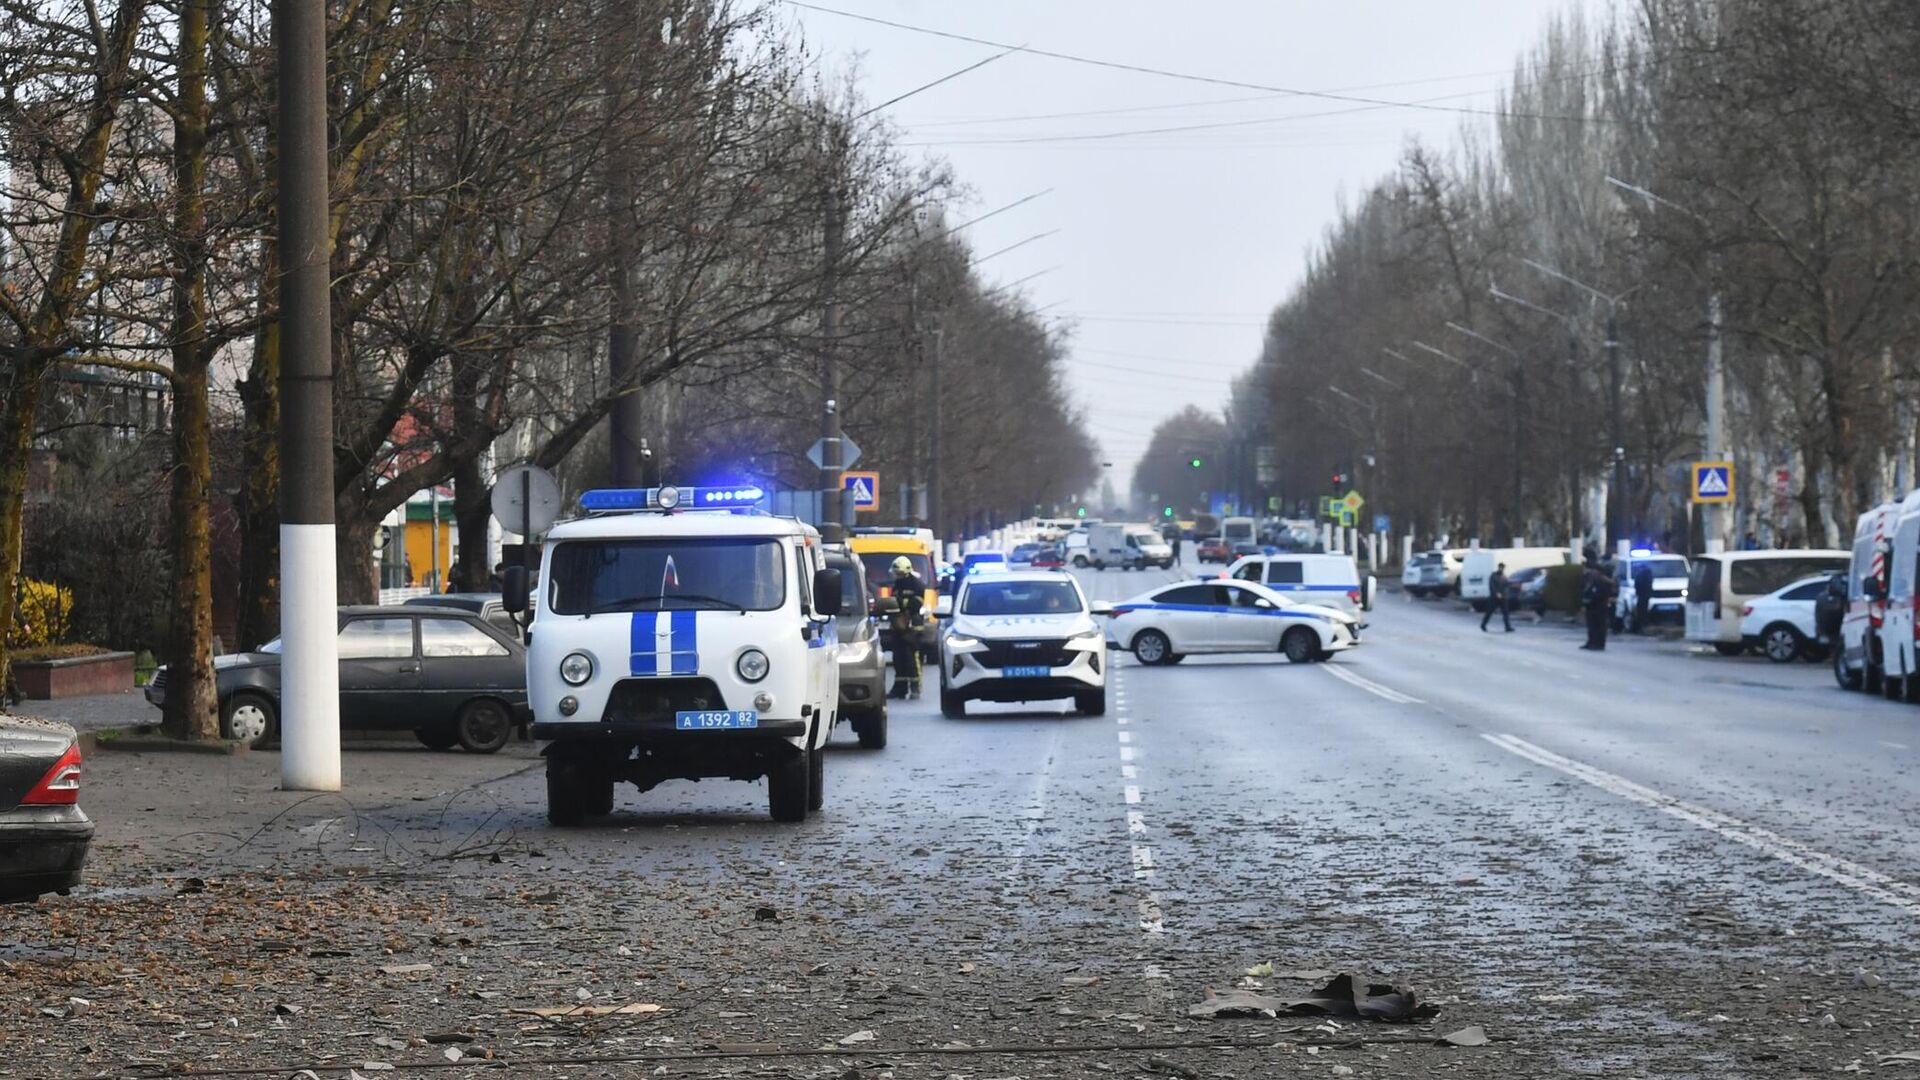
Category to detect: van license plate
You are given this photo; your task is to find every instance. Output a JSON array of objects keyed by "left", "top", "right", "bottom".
[
  {"left": 1002, "top": 665, "right": 1051, "bottom": 678},
  {"left": 675, "top": 710, "right": 759, "bottom": 730}
]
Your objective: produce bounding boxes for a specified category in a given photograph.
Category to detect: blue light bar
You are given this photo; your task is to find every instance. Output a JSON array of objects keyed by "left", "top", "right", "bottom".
[
  {"left": 579, "top": 485, "right": 765, "bottom": 514},
  {"left": 1630, "top": 547, "right": 1654, "bottom": 557}
]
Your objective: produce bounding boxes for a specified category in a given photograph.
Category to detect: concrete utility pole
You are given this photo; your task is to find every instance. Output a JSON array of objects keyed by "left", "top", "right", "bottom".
[
  {"left": 929, "top": 325, "right": 944, "bottom": 540},
  {"left": 276, "top": 0, "right": 340, "bottom": 790},
  {"left": 817, "top": 128, "right": 848, "bottom": 542}
]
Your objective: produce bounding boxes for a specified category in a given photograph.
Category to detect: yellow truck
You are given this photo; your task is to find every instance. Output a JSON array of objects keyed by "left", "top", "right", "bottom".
[{"left": 849, "top": 528, "right": 941, "bottom": 660}]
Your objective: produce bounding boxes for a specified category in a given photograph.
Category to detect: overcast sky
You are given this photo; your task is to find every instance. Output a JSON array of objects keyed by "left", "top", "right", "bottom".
[{"left": 785, "top": 0, "right": 1573, "bottom": 491}]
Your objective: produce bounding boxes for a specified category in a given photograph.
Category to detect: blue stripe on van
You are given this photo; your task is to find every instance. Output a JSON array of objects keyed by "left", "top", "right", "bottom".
[
  {"left": 669, "top": 610, "right": 699, "bottom": 675},
  {"left": 630, "top": 611, "right": 658, "bottom": 676}
]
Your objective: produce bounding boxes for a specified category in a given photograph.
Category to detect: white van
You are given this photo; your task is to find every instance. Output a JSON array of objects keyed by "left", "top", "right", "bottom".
[
  {"left": 1836, "top": 500, "right": 1902, "bottom": 692},
  {"left": 1460, "top": 548, "right": 1573, "bottom": 611},
  {"left": 1875, "top": 490, "right": 1920, "bottom": 698},
  {"left": 1685, "top": 549, "right": 1849, "bottom": 655},
  {"left": 1221, "top": 516, "right": 1257, "bottom": 550},
  {"left": 1226, "top": 552, "right": 1373, "bottom": 619}
]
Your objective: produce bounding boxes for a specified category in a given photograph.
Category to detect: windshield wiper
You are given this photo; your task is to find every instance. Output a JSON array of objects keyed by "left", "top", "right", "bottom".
[{"left": 587, "top": 593, "right": 746, "bottom": 615}]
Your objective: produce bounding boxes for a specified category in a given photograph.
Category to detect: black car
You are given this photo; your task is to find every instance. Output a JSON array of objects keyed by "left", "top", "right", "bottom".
[
  {"left": 0, "top": 716, "right": 92, "bottom": 903},
  {"left": 147, "top": 606, "right": 530, "bottom": 753},
  {"left": 403, "top": 592, "right": 520, "bottom": 638}
]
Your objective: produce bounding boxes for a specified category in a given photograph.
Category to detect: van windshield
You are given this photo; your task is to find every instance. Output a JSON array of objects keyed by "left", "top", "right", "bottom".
[
  {"left": 859, "top": 552, "right": 932, "bottom": 588},
  {"left": 1637, "top": 557, "right": 1688, "bottom": 578},
  {"left": 548, "top": 538, "right": 787, "bottom": 614}
]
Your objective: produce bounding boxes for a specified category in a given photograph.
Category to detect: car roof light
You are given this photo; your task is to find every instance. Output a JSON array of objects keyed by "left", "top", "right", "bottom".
[{"left": 579, "top": 485, "right": 764, "bottom": 514}]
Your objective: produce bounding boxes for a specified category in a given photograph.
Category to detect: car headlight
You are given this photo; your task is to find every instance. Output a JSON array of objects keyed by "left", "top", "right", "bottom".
[
  {"left": 736, "top": 648, "right": 770, "bottom": 682},
  {"left": 560, "top": 651, "right": 594, "bottom": 686},
  {"left": 838, "top": 639, "right": 873, "bottom": 664},
  {"left": 1070, "top": 627, "right": 1103, "bottom": 642},
  {"left": 946, "top": 633, "right": 980, "bottom": 650}
]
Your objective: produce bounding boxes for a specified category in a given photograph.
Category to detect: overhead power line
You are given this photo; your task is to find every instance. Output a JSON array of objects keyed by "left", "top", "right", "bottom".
[
  {"left": 855, "top": 44, "right": 1023, "bottom": 119},
  {"left": 786, "top": 0, "right": 1610, "bottom": 126},
  {"left": 971, "top": 229, "right": 1060, "bottom": 266}
]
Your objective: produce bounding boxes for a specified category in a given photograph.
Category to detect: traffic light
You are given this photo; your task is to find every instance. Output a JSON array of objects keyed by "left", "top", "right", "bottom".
[
  {"left": 1162, "top": 506, "right": 1174, "bottom": 518},
  {"left": 1076, "top": 506, "right": 1087, "bottom": 518},
  {"left": 1189, "top": 457, "right": 1203, "bottom": 469},
  {"left": 1331, "top": 472, "right": 1347, "bottom": 487}
]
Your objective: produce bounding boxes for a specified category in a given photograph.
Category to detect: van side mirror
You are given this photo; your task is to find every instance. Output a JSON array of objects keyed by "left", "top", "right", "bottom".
[
  {"left": 503, "top": 566, "right": 529, "bottom": 614},
  {"left": 812, "top": 568, "right": 843, "bottom": 616},
  {"left": 1090, "top": 601, "right": 1113, "bottom": 616}
]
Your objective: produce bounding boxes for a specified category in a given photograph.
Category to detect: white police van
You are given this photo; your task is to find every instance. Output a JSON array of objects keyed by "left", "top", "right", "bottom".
[{"left": 503, "top": 485, "right": 842, "bottom": 825}]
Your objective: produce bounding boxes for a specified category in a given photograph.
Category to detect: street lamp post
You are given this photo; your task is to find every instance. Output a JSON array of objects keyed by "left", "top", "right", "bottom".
[
  {"left": 1606, "top": 175, "right": 1727, "bottom": 553},
  {"left": 1519, "top": 259, "right": 1636, "bottom": 554}
]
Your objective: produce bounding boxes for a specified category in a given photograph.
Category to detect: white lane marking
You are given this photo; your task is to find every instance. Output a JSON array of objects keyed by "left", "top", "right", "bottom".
[
  {"left": 1119, "top": 745, "right": 1135, "bottom": 762},
  {"left": 1483, "top": 733, "right": 1920, "bottom": 916},
  {"left": 1138, "top": 892, "right": 1165, "bottom": 933},
  {"left": 998, "top": 729, "right": 1059, "bottom": 901},
  {"left": 1121, "top": 764, "right": 1137, "bottom": 780},
  {"left": 1123, "top": 785, "right": 1141, "bottom": 804},
  {"left": 1321, "top": 662, "right": 1424, "bottom": 704},
  {"left": 1118, "top": 730, "right": 1132, "bottom": 743},
  {"left": 1127, "top": 810, "right": 1147, "bottom": 835},
  {"left": 1881, "top": 741, "right": 1910, "bottom": 751}
]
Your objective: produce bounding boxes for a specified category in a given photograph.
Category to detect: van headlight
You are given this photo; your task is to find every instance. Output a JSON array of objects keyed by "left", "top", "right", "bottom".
[
  {"left": 736, "top": 648, "right": 770, "bottom": 682},
  {"left": 838, "top": 639, "right": 873, "bottom": 664},
  {"left": 560, "top": 652, "right": 594, "bottom": 686}
]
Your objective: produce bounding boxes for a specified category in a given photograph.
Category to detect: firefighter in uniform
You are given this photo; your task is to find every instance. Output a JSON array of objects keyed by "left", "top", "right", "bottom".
[{"left": 885, "top": 556, "right": 927, "bottom": 699}]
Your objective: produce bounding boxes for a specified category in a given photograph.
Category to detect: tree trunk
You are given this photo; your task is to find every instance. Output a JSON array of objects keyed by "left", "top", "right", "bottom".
[
  {"left": 163, "top": 0, "right": 220, "bottom": 741},
  {"left": 0, "top": 377, "right": 46, "bottom": 696},
  {"left": 237, "top": 293, "right": 282, "bottom": 650},
  {"left": 334, "top": 517, "right": 380, "bottom": 604},
  {"left": 452, "top": 452, "right": 491, "bottom": 591}
]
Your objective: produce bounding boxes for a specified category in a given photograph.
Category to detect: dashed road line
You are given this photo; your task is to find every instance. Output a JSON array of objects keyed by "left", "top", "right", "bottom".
[
  {"left": 1322, "top": 662, "right": 1425, "bottom": 704},
  {"left": 1484, "top": 732, "right": 1920, "bottom": 917}
]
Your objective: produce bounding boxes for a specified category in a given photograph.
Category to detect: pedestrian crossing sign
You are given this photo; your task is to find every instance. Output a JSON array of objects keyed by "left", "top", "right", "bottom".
[
  {"left": 843, "top": 471, "right": 880, "bottom": 512},
  {"left": 1691, "top": 461, "right": 1734, "bottom": 504}
]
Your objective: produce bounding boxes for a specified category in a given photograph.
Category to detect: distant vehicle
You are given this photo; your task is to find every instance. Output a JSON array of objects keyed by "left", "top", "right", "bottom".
[
  {"left": 1460, "top": 548, "right": 1573, "bottom": 611},
  {"left": 1740, "top": 574, "right": 1837, "bottom": 663},
  {"left": 1009, "top": 542, "right": 1045, "bottom": 567},
  {"left": 1230, "top": 541, "right": 1264, "bottom": 561},
  {"left": 147, "top": 606, "right": 530, "bottom": 752},
  {"left": 824, "top": 547, "right": 886, "bottom": 748},
  {"left": 1106, "top": 578, "right": 1359, "bottom": 666},
  {"left": 1402, "top": 551, "right": 1439, "bottom": 596},
  {"left": 1508, "top": 566, "right": 1551, "bottom": 615},
  {"left": 935, "top": 571, "right": 1109, "bottom": 717},
  {"left": 850, "top": 529, "right": 941, "bottom": 661},
  {"left": 1225, "top": 552, "right": 1373, "bottom": 619},
  {"left": 1196, "top": 536, "right": 1229, "bottom": 564},
  {"left": 1686, "top": 550, "right": 1850, "bottom": 656},
  {"left": 1835, "top": 500, "right": 1901, "bottom": 692},
  {"left": 1876, "top": 488, "right": 1920, "bottom": 700},
  {"left": 1082, "top": 522, "right": 1166, "bottom": 570},
  {"left": 403, "top": 592, "right": 518, "bottom": 637},
  {"left": 1221, "top": 516, "right": 1257, "bottom": 551},
  {"left": 1030, "top": 545, "right": 1066, "bottom": 570},
  {"left": 0, "top": 716, "right": 91, "bottom": 903},
  {"left": 1611, "top": 551, "right": 1691, "bottom": 632},
  {"left": 1412, "top": 548, "right": 1468, "bottom": 597}
]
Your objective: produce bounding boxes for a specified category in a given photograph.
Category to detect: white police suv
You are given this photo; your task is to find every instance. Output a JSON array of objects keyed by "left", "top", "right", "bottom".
[
  {"left": 1107, "top": 577, "right": 1360, "bottom": 665},
  {"left": 503, "top": 485, "right": 842, "bottom": 825},
  {"left": 936, "top": 570, "right": 1110, "bottom": 717}
]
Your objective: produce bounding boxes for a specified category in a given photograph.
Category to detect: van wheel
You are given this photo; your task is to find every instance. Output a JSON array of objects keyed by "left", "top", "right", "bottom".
[
  {"left": 1282, "top": 627, "right": 1317, "bottom": 664},
  {"left": 1712, "top": 642, "right": 1746, "bottom": 657},
  {"left": 768, "top": 752, "right": 809, "bottom": 823},
  {"left": 1760, "top": 624, "right": 1805, "bottom": 664},
  {"left": 1072, "top": 556, "right": 1088, "bottom": 568},
  {"left": 1131, "top": 630, "right": 1172, "bottom": 666},
  {"left": 1885, "top": 671, "right": 1906, "bottom": 702},
  {"left": 807, "top": 743, "right": 824, "bottom": 812},
  {"left": 546, "top": 754, "right": 592, "bottom": 826},
  {"left": 850, "top": 707, "right": 887, "bottom": 749},
  {"left": 1834, "top": 647, "right": 1863, "bottom": 690}
]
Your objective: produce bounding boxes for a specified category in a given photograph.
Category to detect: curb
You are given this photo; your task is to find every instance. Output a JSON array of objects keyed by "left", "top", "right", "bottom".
[{"left": 82, "top": 726, "right": 245, "bottom": 756}]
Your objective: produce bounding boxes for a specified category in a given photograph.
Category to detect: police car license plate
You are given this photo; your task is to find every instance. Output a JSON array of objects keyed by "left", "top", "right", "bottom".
[
  {"left": 675, "top": 710, "right": 759, "bottom": 730},
  {"left": 1002, "top": 665, "right": 1051, "bottom": 678}
]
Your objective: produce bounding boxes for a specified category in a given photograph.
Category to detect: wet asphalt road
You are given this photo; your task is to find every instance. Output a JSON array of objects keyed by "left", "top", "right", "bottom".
[{"left": 14, "top": 558, "right": 1920, "bottom": 1078}]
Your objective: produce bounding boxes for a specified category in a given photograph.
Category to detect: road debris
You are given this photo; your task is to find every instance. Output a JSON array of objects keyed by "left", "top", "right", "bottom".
[{"left": 1190, "top": 973, "right": 1439, "bottom": 1022}]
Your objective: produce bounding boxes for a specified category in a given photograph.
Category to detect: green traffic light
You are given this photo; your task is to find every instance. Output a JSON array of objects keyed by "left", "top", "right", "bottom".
[
  {"left": 1162, "top": 506, "right": 1174, "bottom": 518},
  {"left": 1189, "top": 458, "right": 1203, "bottom": 468},
  {"left": 1076, "top": 506, "right": 1087, "bottom": 518}
]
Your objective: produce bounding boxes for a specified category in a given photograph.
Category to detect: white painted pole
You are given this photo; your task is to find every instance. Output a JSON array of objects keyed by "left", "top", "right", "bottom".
[
  {"left": 279, "top": 525, "right": 340, "bottom": 790},
  {"left": 1401, "top": 534, "right": 1414, "bottom": 566}
]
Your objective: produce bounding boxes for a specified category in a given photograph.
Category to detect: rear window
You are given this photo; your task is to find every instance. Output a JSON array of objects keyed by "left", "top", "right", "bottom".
[
  {"left": 1264, "top": 561, "right": 1305, "bottom": 585},
  {"left": 1156, "top": 584, "right": 1218, "bottom": 606},
  {"left": 1729, "top": 557, "right": 1849, "bottom": 597},
  {"left": 1688, "top": 559, "right": 1721, "bottom": 600},
  {"left": 961, "top": 579, "right": 1083, "bottom": 616}
]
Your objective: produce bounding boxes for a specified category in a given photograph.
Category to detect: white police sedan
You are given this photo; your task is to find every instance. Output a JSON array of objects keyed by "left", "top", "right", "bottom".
[{"left": 1106, "top": 578, "right": 1359, "bottom": 665}]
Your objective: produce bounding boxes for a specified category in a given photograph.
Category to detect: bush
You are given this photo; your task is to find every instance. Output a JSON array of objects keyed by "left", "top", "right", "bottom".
[
  {"left": 9, "top": 579, "right": 73, "bottom": 650},
  {"left": 11, "top": 643, "right": 108, "bottom": 662},
  {"left": 1541, "top": 564, "right": 1585, "bottom": 614}
]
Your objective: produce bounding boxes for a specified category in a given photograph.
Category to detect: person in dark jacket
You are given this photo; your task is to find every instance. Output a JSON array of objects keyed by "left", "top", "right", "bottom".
[
  {"left": 1631, "top": 560, "right": 1654, "bottom": 632},
  {"left": 884, "top": 557, "right": 927, "bottom": 699},
  {"left": 1580, "top": 553, "right": 1618, "bottom": 650},
  {"left": 1480, "top": 562, "right": 1513, "bottom": 632}
]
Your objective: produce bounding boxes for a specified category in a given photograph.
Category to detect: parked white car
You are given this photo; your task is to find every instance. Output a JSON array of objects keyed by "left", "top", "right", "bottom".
[
  {"left": 1739, "top": 575, "right": 1838, "bottom": 663},
  {"left": 1407, "top": 549, "right": 1466, "bottom": 598},
  {"left": 1106, "top": 578, "right": 1359, "bottom": 665}
]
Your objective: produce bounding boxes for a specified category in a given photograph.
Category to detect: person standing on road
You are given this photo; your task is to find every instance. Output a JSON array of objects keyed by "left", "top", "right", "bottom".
[
  {"left": 1631, "top": 560, "right": 1653, "bottom": 633},
  {"left": 1480, "top": 562, "right": 1513, "bottom": 632},
  {"left": 1580, "top": 552, "right": 1617, "bottom": 651},
  {"left": 884, "top": 556, "right": 926, "bottom": 700}
]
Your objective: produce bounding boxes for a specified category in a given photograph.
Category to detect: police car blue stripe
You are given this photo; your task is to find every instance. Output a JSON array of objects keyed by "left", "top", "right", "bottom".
[
  {"left": 669, "top": 610, "right": 698, "bottom": 675},
  {"left": 630, "top": 611, "right": 659, "bottom": 676},
  {"left": 1126, "top": 601, "right": 1332, "bottom": 623}
]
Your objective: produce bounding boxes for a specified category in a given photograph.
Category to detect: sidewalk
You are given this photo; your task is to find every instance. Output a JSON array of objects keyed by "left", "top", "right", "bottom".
[{"left": 10, "top": 689, "right": 153, "bottom": 733}]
